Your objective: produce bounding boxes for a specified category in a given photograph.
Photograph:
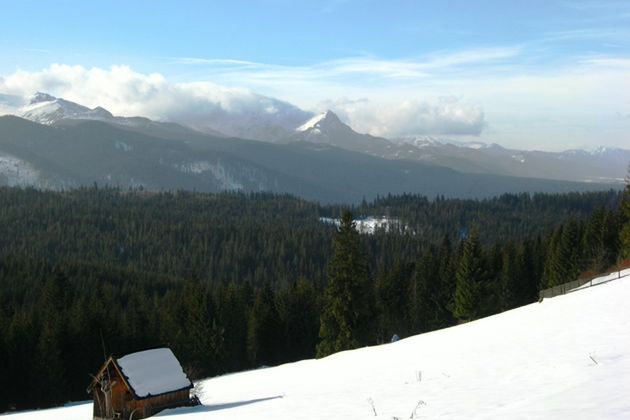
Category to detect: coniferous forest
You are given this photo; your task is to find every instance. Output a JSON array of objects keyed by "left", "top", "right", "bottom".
[{"left": 0, "top": 185, "right": 629, "bottom": 411}]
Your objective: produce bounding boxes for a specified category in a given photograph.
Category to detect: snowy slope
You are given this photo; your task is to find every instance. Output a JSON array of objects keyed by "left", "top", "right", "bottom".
[
  {"left": 17, "top": 92, "right": 219, "bottom": 136},
  {"left": 296, "top": 111, "right": 337, "bottom": 133},
  {"left": 21, "top": 92, "right": 114, "bottom": 125},
  {"left": 4, "top": 269, "right": 630, "bottom": 420}
]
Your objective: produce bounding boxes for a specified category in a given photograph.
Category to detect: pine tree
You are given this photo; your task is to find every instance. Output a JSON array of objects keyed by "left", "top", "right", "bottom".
[
  {"left": 214, "top": 283, "right": 248, "bottom": 373},
  {"left": 247, "top": 285, "right": 281, "bottom": 366},
  {"left": 409, "top": 249, "right": 441, "bottom": 333},
  {"left": 581, "top": 207, "right": 610, "bottom": 272},
  {"left": 621, "top": 168, "right": 630, "bottom": 259},
  {"left": 555, "top": 220, "right": 582, "bottom": 282},
  {"left": 277, "top": 278, "right": 320, "bottom": 361},
  {"left": 542, "top": 226, "right": 563, "bottom": 288},
  {"left": 516, "top": 241, "right": 539, "bottom": 305},
  {"left": 453, "top": 229, "right": 486, "bottom": 322},
  {"left": 499, "top": 244, "right": 518, "bottom": 311},
  {"left": 375, "top": 260, "right": 413, "bottom": 341},
  {"left": 33, "top": 272, "right": 69, "bottom": 406},
  {"left": 181, "top": 280, "right": 223, "bottom": 376},
  {"left": 317, "top": 211, "right": 373, "bottom": 357}
]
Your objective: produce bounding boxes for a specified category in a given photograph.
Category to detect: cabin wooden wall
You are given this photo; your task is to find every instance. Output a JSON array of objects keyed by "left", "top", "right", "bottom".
[
  {"left": 94, "top": 388, "right": 190, "bottom": 419},
  {"left": 93, "top": 365, "right": 127, "bottom": 419},
  {"left": 91, "top": 361, "right": 190, "bottom": 419},
  {"left": 133, "top": 389, "right": 190, "bottom": 418}
]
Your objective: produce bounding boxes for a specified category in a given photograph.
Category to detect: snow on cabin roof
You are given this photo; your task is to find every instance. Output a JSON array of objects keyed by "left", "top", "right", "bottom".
[{"left": 115, "top": 348, "right": 192, "bottom": 398}]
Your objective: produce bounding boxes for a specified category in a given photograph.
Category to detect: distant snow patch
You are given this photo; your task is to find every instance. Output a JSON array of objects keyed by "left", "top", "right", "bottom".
[
  {"left": 0, "top": 154, "right": 40, "bottom": 186},
  {"left": 320, "top": 216, "right": 406, "bottom": 234},
  {"left": 176, "top": 160, "right": 244, "bottom": 190},
  {"left": 177, "top": 161, "right": 214, "bottom": 174},
  {"left": 297, "top": 112, "right": 328, "bottom": 132},
  {"left": 114, "top": 141, "right": 133, "bottom": 152}
]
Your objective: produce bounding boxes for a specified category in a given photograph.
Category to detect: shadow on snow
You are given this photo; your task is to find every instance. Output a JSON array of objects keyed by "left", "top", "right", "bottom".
[{"left": 156, "top": 396, "right": 284, "bottom": 416}]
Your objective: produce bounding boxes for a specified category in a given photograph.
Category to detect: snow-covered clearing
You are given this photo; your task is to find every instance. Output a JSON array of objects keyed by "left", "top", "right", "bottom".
[
  {"left": 4, "top": 271, "right": 630, "bottom": 419},
  {"left": 319, "top": 216, "right": 405, "bottom": 234},
  {"left": 0, "top": 154, "right": 40, "bottom": 186}
]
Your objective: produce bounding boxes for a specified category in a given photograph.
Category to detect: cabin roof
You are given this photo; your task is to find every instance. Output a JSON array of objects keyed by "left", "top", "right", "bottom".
[{"left": 115, "top": 348, "right": 193, "bottom": 398}]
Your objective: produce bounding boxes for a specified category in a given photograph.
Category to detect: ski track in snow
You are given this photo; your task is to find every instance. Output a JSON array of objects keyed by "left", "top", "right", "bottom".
[{"left": 3, "top": 269, "right": 630, "bottom": 420}]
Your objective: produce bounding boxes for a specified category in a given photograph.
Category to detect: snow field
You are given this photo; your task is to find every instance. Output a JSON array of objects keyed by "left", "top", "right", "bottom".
[{"left": 3, "top": 271, "right": 630, "bottom": 420}]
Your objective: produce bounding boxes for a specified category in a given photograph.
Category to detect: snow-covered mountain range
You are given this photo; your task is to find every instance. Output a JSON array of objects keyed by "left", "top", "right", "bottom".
[
  {"left": 286, "top": 110, "right": 629, "bottom": 184},
  {"left": 5, "top": 268, "right": 630, "bottom": 420},
  {"left": 22, "top": 92, "right": 115, "bottom": 125},
  {"left": 1, "top": 92, "right": 628, "bottom": 185},
  {"left": 16, "top": 92, "right": 223, "bottom": 136},
  {"left": 1, "top": 114, "right": 613, "bottom": 203}
]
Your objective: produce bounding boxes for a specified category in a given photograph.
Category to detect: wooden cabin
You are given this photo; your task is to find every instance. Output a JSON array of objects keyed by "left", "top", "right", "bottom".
[{"left": 87, "top": 348, "right": 193, "bottom": 420}]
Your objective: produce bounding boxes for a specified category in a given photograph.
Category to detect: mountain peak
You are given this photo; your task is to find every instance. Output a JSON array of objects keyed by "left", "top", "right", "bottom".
[
  {"left": 29, "top": 92, "right": 57, "bottom": 105},
  {"left": 91, "top": 106, "right": 114, "bottom": 119},
  {"left": 322, "top": 109, "right": 340, "bottom": 120},
  {"left": 296, "top": 110, "right": 344, "bottom": 132}
]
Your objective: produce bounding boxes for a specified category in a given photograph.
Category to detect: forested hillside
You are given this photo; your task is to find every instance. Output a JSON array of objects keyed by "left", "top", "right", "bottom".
[{"left": 0, "top": 186, "right": 627, "bottom": 411}]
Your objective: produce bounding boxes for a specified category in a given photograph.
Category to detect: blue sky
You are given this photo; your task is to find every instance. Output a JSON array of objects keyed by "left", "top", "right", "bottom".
[{"left": 1, "top": 0, "right": 629, "bottom": 149}]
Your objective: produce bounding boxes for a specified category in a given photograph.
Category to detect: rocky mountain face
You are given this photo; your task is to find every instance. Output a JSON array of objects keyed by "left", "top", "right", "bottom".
[{"left": 286, "top": 110, "right": 392, "bottom": 156}]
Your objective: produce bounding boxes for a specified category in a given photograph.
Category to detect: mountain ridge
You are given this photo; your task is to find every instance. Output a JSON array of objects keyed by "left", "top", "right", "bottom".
[
  {"left": 0, "top": 115, "right": 617, "bottom": 203},
  {"left": 2, "top": 92, "right": 628, "bottom": 185}
]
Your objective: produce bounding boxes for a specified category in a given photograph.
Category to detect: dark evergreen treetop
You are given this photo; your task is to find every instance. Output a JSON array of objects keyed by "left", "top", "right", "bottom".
[{"left": 317, "top": 211, "right": 374, "bottom": 357}]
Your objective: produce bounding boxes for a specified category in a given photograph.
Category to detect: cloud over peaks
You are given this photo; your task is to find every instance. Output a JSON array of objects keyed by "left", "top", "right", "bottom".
[
  {"left": 0, "top": 64, "right": 486, "bottom": 139},
  {"left": 321, "top": 96, "right": 485, "bottom": 137},
  {"left": 0, "top": 64, "right": 311, "bottom": 140}
]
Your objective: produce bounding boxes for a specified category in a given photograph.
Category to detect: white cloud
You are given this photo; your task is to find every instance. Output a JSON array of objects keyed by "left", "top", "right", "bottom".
[
  {"left": 319, "top": 97, "right": 485, "bottom": 137},
  {"left": 0, "top": 64, "right": 311, "bottom": 140},
  {"left": 170, "top": 47, "right": 520, "bottom": 84},
  {"left": 0, "top": 63, "right": 488, "bottom": 139},
  {"left": 1, "top": 64, "right": 170, "bottom": 117},
  {"left": 1, "top": 49, "right": 629, "bottom": 149}
]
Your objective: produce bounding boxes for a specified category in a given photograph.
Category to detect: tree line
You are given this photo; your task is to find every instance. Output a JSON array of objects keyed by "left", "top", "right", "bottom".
[{"left": 0, "top": 185, "right": 628, "bottom": 411}]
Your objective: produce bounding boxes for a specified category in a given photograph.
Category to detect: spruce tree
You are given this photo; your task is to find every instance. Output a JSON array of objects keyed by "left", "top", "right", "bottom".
[
  {"left": 621, "top": 168, "right": 630, "bottom": 259},
  {"left": 542, "top": 221, "right": 582, "bottom": 289},
  {"left": 409, "top": 249, "right": 442, "bottom": 333},
  {"left": 247, "top": 285, "right": 281, "bottom": 366},
  {"left": 375, "top": 260, "right": 413, "bottom": 341},
  {"left": 317, "top": 211, "right": 373, "bottom": 357},
  {"left": 453, "top": 229, "right": 486, "bottom": 322},
  {"left": 180, "top": 280, "right": 223, "bottom": 376},
  {"left": 214, "top": 283, "right": 248, "bottom": 373},
  {"left": 499, "top": 244, "right": 518, "bottom": 311},
  {"left": 33, "top": 272, "right": 69, "bottom": 406},
  {"left": 278, "top": 278, "right": 320, "bottom": 361},
  {"left": 516, "top": 241, "right": 538, "bottom": 305},
  {"left": 542, "top": 226, "right": 563, "bottom": 288}
]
